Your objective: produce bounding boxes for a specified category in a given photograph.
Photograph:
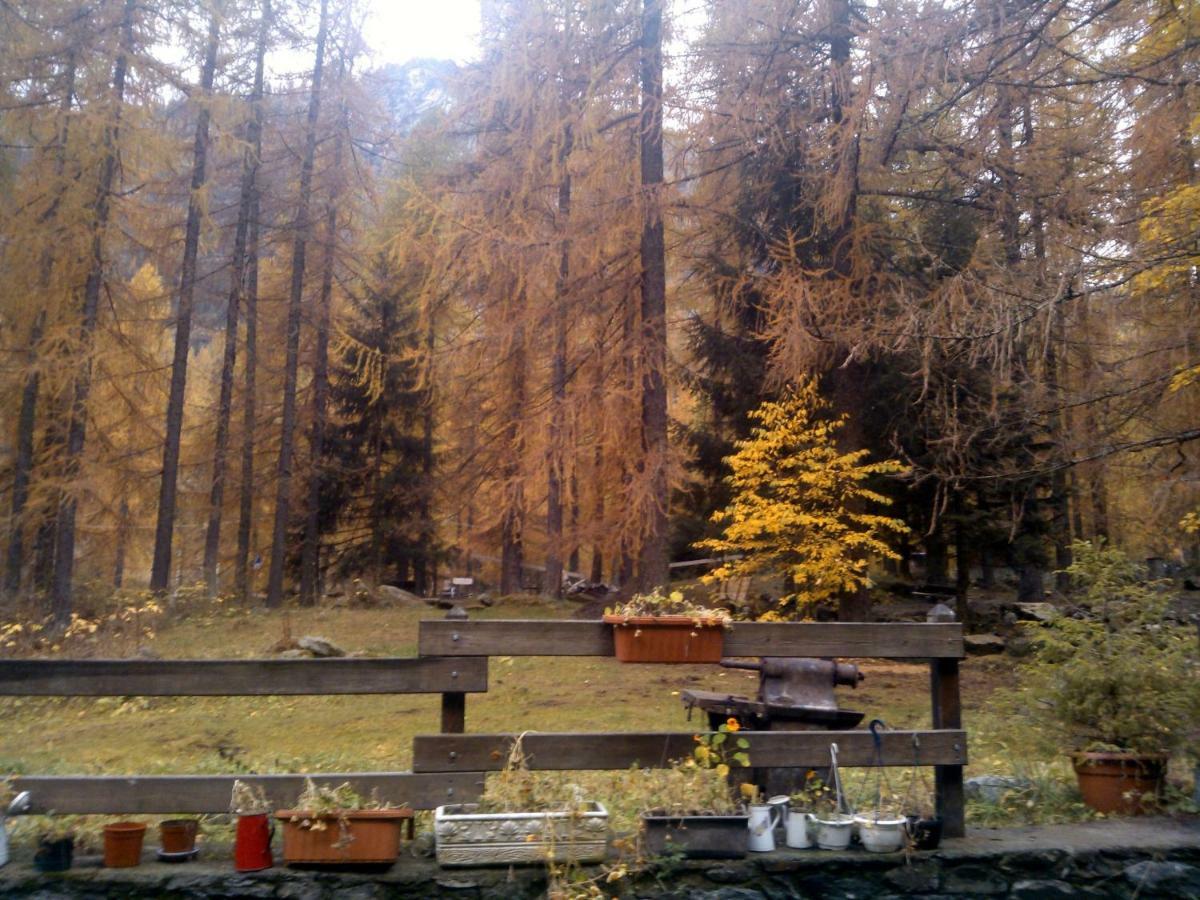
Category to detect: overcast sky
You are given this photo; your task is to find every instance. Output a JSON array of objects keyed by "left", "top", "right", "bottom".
[{"left": 362, "top": 0, "right": 481, "bottom": 65}]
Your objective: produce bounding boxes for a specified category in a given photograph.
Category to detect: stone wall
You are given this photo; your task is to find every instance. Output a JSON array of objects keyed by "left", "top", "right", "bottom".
[{"left": 2, "top": 819, "right": 1197, "bottom": 899}]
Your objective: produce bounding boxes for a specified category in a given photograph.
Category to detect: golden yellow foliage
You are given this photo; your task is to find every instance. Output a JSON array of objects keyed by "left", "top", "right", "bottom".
[{"left": 698, "top": 378, "right": 908, "bottom": 613}]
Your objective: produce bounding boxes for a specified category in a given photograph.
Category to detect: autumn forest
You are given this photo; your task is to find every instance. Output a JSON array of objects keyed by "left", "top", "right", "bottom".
[{"left": 1, "top": 0, "right": 1198, "bottom": 626}]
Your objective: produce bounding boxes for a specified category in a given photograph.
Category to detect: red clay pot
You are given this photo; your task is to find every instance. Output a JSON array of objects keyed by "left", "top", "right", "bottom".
[
  {"left": 603, "top": 615, "right": 726, "bottom": 663},
  {"left": 234, "top": 814, "right": 274, "bottom": 871},
  {"left": 103, "top": 821, "right": 147, "bottom": 868},
  {"left": 1071, "top": 752, "right": 1168, "bottom": 815}
]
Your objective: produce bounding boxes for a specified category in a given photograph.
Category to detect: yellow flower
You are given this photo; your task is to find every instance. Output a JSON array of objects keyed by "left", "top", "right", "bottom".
[
  {"left": 715, "top": 763, "right": 730, "bottom": 778},
  {"left": 726, "top": 718, "right": 741, "bottom": 732}
]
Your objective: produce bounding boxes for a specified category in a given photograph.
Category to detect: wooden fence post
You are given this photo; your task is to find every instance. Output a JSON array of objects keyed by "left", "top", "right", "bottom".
[
  {"left": 931, "top": 656, "right": 965, "bottom": 837},
  {"left": 440, "top": 606, "right": 468, "bottom": 734}
]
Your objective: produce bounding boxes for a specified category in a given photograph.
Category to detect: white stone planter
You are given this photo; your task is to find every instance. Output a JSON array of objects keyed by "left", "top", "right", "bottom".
[
  {"left": 434, "top": 801, "right": 608, "bottom": 866},
  {"left": 0, "top": 817, "right": 8, "bottom": 867}
]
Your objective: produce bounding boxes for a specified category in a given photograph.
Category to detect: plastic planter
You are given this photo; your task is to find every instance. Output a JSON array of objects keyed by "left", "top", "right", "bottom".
[{"left": 603, "top": 615, "right": 725, "bottom": 663}]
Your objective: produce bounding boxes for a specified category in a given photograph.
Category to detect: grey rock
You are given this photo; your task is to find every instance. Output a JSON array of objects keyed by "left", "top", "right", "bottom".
[
  {"left": 1015, "top": 602, "right": 1058, "bottom": 622},
  {"left": 941, "top": 863, "right": 1008, "bottom": 894},
  {"left": 278, "top": 648, "right": 309, "bottom": 659},
  {"left": 997, "top": 848, "right": 1070, "bottom": 875},
  {"left": 275, "top": 882, "right": 324, "bottom": 900},
  {"left": 691, "top": 889, "right": 767, "bottom": 900},
  {"left": 377, "top": 585, "right": 422, "bottom": 604},
  {"left": 964, "top": 633, "right": 1006, "bottom": 655},
  {"left": 964, "top": 775, "right": 1032, "bottom": 802},
  {"left": 883, "top": 861, "right": 939, "bottom": 893},
  {"left": 297, "top": 635, "right": 346, "bottom": 657},
  {"left": 1010, "top": 879, "right": 1078, "bottom": 898},
  {"left": 1123, "top": 860, "right": 1200, "bottom": 894},
  {"left": 705, "top": 865, "right": 753, "bottom": 884}
]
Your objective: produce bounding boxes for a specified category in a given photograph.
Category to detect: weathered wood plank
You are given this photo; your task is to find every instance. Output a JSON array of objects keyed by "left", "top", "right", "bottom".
[
  {"left": 419, "top": 620, "right": 614, "bottom": 657},
  {"left": 931, "top": 658, "right": 966, "bottom": 838},
  {"left": 418, "top": 620, "right": 963, "bottom": 659},
  {"left": 0, "top": 656, "right": 488, "bottom": 696},
  {"left": 412, "top": 730, "right": 967, "bottom": 772},
  {"left": 723, "top": 622, "right": 964, "bottom": 659},
  {"left": 9, "top": 772, "right": 484, "bottom": 814}
]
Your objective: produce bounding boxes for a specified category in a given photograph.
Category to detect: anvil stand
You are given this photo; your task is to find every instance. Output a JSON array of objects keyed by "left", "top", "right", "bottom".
[{"left": 681, "top": 658, "right": 866, "bottom": 798}]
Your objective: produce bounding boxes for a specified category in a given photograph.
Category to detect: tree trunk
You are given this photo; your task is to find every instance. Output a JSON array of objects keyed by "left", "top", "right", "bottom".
[
  {"left": 113, "top": 497, "right": 129, "bottom": 589},
  {"left": 150, "top": 8, "right": 222, "bottom": 593},
  {"left": 6, "top": 312, "right": 45, "bottom": 598},
  {"left": 299, "top": 114, "right": 343, "bottom": 606},
  {"left": 417, "top": 298, "right": 436, "bottom": 596},
  {"left": 546, "top": 122, "right": 573, "bottom": 600},
  {"left": 635, "top": 0, "right": 669, "bottom": 594},
  {"left": 6, "top": 53, "right": 75, "bottom": 599},
  {"left": 266, "top": 0, "right": 330, "bottom": 607},
  {"left": 50, "top": 0, "right": 135, "bottom": 626},
  {"left": 235, "top": 200, "right": 261, "bottom": 602},
  {"left": 206, "top": 0, "right": 270, "bottom": 598},
  {"left": 954, "top": 518, "right": 972, "bottom": 627},
  {"left": 500, "top": 321, "right": 526, "bottom": 597}
]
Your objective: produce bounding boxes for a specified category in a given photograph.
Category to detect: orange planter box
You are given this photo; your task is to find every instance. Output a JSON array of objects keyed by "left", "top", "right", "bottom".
[
  {"left": 275, "top": 809, "right": 413, "bottom": 865},
  {"left": 603, "top": 615, "right": 726, "bottom": 664}
]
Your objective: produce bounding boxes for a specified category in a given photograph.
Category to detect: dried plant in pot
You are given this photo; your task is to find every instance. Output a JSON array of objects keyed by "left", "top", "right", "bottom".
[
  {"left": 1012, "top": 542, "right": 1198, "bottom": 815},
  {"left": 33, "top": 818, "right": 77, "bottom": 873},
  {"left": 640, "top": 719, "right": 752, "bottom": 860},
  {"left": 230, "top": 780, "right": 275, "bottom": 871},
  {"left": 435, "top": 734, "right": 609, "bottom": 867},
  {"left": 604, "top": 589, "right": 732, "bottom": 664},
  {"left": 275, "top": 778, "right": 411, "bottom": 866}
]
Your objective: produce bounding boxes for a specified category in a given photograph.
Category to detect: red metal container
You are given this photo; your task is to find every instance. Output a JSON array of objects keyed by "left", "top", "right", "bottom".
[{"left": 234, "top": 814, "right": 274, "bottom": 871}]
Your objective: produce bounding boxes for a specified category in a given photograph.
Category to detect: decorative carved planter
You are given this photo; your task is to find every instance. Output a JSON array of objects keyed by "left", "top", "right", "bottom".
[
  {"left": 641, "top": 812, "right": 749, "bottom": 859},
  {"left": 603, "top": 615, "right": 726, "bottom": 663},
  {"left": 434, "top": 801, "right": 608, "bottom": 866}
]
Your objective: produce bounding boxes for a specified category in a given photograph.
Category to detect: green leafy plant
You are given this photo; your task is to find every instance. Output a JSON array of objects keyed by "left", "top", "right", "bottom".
[
  {"left": 604, "top": 588, "right": 731, "bottom": 624},
  {"left": 1011, "top": 541, "right": 1198, "bottom": 754},
  {"left": 790, "top": 771, "right": 839, "bottom": 816}
]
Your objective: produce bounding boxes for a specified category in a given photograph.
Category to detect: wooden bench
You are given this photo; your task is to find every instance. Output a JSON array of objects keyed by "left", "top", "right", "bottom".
[{"left": 416, "top": 618, "right": 967, "bottom": 836}]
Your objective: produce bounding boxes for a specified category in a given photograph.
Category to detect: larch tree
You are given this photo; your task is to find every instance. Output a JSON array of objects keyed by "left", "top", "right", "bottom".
[
  {"left": 265, "top": 0, "right": 330, "bottom": 608},
  {"left": 150, "top": 0, "right": 224, "bottom": 593}
]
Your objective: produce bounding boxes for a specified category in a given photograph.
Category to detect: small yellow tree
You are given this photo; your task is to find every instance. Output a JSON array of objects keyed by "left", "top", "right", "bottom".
[{"left": 699, "top": 379, "right": 909, "bottom": 615}]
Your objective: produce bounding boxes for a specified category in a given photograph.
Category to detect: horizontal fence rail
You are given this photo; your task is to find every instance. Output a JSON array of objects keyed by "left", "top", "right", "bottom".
[
  {"left": 418, "top": 620, "right": 965, "bottom": 660},
  {"left": 0, "top": 656, "right": 488, "bottom": 696},
  {"left": 8, "top": 772, "right": 484, "bottom": 814},
  {"left": 412, "top": 730, "right": 967, "bottom": 773}
]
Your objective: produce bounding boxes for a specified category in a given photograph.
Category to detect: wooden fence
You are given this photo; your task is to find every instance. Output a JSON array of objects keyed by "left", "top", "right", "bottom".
[{"left": 0, "top": 617, "right": 967, "bottom": 836}]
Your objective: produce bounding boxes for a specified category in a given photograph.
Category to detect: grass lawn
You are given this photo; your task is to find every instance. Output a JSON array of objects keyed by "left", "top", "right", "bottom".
[{"left": 0, "top": 597, "right": 1104, "bottom": 835}]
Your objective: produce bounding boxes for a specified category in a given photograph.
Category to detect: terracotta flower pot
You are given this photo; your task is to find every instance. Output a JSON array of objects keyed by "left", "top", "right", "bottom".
[
  {"left": 103, "top": 821, "right": 147, "bottom": 868},
  {"left": 275, "top": 808, "right": 412, "bottom": 865},
  {"left": 1071, "top": 751, "right": 1168, "bottom": 815},
  {"left": 603, "top": 615, "right": 726, "bottom": 663},
  {"left": 159, "top": 818, "right": 198, "bottom": 854}
]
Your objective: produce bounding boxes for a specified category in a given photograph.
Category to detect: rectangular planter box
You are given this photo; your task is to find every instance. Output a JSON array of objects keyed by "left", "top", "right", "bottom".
[
  {"left": 603, "top": 615, "right": 726, "bottom": 663},
  {"left": 641, "top": 813, "right": 749, "bottom": 859},
  {"left": 275, "top": 808, "right": 412, "bottom": 865},
  {"left": 434, "top": 801, "right": 608, "bottom": 866}
]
